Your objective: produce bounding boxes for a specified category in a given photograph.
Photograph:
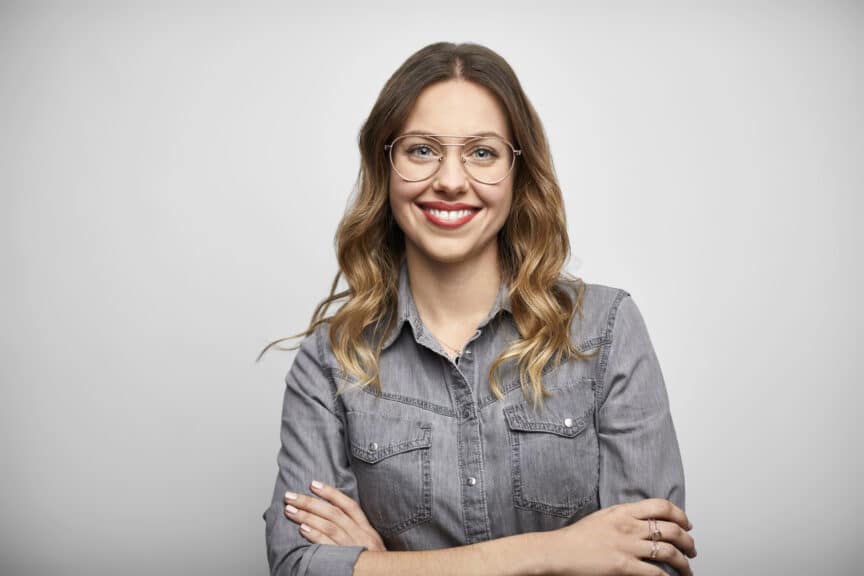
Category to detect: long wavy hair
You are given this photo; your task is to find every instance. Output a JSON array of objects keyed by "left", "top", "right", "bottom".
[{"left": 259, "top": 42, "right": 594, "bottom": 410}]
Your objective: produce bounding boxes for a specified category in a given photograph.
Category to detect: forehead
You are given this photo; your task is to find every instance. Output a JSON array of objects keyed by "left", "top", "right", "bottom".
[{"left": 401, "top": 80, "right": 510, "bottom": 139}]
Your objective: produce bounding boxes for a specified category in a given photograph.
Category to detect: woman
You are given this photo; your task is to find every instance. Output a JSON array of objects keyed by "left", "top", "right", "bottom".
[{"left": 261, "top": 42, "right": 696, "bottom": 576}]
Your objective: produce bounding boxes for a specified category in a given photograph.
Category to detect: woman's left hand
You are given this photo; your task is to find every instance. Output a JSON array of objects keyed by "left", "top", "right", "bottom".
[{"left": 283, "top": 481, "right": 387, "bottom": 551}]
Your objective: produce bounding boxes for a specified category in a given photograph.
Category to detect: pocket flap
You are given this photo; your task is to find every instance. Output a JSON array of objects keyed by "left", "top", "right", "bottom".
[
  {"left": 347, "top": 411, "right": 432, "bottom": 464},
  {"left": 504, "top": 388, "right": 594, "bottom": 438}
]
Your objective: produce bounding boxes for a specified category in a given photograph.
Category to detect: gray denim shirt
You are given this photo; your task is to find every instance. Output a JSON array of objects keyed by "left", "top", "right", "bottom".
[{"left": 263, "top": 261, "right": 686, "bottom": 575}]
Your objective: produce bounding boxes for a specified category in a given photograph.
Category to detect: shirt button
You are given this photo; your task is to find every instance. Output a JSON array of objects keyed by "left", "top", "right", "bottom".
[
  {"left": 368, "top": 442, "right": 378, "bottom": 451},
  {"left": 466, "top": 476, "right": 477, "bottom": 486},
  {"left": 563, "top": 418, "right": 573, "bottom": 428},
  {"left": 464, "top": 348, "right": 472, "bottom": 356}
]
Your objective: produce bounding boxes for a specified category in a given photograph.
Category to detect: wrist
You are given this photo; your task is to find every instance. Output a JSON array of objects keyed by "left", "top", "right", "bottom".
[{"left": 521, "top": 529, "right": 562, "bottom": 576}]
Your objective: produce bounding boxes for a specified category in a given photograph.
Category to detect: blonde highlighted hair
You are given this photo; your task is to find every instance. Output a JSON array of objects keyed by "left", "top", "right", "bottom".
[{"left": 259, "top": 42, "right": 594, "bottom": 410}]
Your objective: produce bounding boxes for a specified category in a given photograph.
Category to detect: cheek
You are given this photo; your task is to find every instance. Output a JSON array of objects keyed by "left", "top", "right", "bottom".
[
  {"left": 484, "top": 186, "right": 513, "bottom": 216},
  {"left": 390, "top": 177, "right": 427, "bottom": 208},
  {"left": 388, "top": 178, "right": 407, "bottom": 212},
  {"left": 488, "top": 189, "right": 513, "bottom": 233},
  {"left": 388, "top": 179, "right": 421, "bottom": 231}
]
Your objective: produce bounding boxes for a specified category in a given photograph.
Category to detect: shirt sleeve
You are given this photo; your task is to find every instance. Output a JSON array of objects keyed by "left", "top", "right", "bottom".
[
  {"left": 597, "top": 294, "right": 686, "bottom": 576},
  {"left": 262, "top": 327, "right": 367, "bottom": 576}
]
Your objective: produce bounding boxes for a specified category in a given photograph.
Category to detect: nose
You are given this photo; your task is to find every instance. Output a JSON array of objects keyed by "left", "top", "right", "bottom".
[{"left": 432, "top": 146, "right": 469, "bottom": 194}]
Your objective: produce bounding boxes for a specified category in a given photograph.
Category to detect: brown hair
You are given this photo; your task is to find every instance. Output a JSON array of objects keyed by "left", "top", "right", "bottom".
[{"left": 259, "top": 42, "right": 593, "bottom": 410}]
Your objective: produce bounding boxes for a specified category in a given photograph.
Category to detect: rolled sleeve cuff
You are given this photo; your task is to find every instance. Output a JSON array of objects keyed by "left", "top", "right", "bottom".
[{"left": 297, "top": 543, "right": 367, "bottom": 576}]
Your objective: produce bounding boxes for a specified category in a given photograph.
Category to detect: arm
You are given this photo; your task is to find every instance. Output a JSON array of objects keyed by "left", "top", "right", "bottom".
[
  {"left": 597, "top": 294, "right": 686, "bottom": 575},
  {"left": 262, "top": 328, "right": 367, "bottom": 576},
  {"left": 353, "top": 531, "right": 550, "bottom": 576}
]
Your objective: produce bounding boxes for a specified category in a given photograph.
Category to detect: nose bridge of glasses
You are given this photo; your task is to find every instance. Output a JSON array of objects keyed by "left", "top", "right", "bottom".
[
  {"left": 434, "top": 143, "right": 470, "bottom": 184},
  {"left": 437, "top": 141, "right": 470, "bottom": 166}
]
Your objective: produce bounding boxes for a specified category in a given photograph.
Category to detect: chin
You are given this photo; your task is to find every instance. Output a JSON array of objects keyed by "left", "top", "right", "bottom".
[{"left": 417, "top": 245, "right": 473, "bottom": 266}]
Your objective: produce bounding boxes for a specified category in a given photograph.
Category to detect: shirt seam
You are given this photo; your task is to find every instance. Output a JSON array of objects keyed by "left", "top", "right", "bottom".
[
  {"left": 595, "top": 289, "right": 631, "bottom": 412},
  {"left": 313, "top": 326, "right": 342, "bottom": 419}
]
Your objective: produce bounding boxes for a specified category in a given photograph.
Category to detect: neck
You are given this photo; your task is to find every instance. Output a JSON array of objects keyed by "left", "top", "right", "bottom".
[{"left": 404, "top": 242, "right": 501, "bottom": 331}]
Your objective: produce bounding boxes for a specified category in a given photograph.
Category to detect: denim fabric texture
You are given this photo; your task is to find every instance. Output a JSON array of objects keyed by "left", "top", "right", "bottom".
[{"left": 263, "top": 260, "right": 686, "bottom": 575}]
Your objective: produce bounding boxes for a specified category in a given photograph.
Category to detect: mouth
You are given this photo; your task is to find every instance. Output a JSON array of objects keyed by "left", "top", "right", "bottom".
[{"left": 415, "top": 202, "right": 481, "bottom": 229}]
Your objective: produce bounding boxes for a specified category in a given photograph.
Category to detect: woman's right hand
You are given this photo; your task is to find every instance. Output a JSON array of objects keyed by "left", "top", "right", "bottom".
[{"left": 542, "top": 498, "right": 697, "bottom": 576}]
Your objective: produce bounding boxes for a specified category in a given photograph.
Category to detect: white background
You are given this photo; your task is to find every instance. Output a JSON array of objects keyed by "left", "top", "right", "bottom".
[{"left": 1, "top": 1, "right": 861, "bottom": 574}]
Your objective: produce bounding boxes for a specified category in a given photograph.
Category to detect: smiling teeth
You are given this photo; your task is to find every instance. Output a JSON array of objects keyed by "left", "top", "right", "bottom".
[{"left": 426, "top": 208, "right": 476, "bottom": 220}]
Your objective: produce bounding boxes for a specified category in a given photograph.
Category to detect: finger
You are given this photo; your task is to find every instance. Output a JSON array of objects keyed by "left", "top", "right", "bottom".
[
  {"left": 294, "top": 505, "right": 387, "bottom": 552},
  {"left": 285, "top": 490, "right": 356, "bottom": 533},
  {"left": 283, "top": 495, "right": 353, "bottom": 544},
  {"left": 627, "top": 498, "right": 692, "bottom": 531},
  {"left": 641, "top": 519, "right": 696, "bottom": 559},
  {"left": 286, "top": 504, "right": 351, "bottom": 545},
  {"left": 299, "top": 522, "right": 336, "bottom": 545},
  {"left": 309, "top": 482, "right": 386, "bottom": 547},
  {"left": 634, "top": 540, "right": 692, "bottom": 576},
  {"left": 310, "top": 481, "right": 374, "bottom": 530}
]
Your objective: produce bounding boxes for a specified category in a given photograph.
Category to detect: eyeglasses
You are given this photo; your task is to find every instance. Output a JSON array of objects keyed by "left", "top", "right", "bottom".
[{"left": 384, "top": 134, "right": 522, "bottom": 185}]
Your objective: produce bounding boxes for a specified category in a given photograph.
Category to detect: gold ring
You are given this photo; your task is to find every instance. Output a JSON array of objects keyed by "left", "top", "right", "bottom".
[{"left": 651, "top": 520, "right": 662, "bottom": 542}]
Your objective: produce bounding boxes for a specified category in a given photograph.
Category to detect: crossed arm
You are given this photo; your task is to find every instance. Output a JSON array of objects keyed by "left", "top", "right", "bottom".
[{"left": 263, "top": 296, "right": 695, "bottom": 575}]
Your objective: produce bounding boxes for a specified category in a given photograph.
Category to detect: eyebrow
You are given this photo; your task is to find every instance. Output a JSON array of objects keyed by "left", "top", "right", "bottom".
[{"left": 400, "top": 129, "right": 508, "bottom": 140}]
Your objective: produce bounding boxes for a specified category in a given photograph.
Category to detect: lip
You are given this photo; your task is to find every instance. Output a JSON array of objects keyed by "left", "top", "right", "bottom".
[
  {"left": 418, "top": 201, "right": 481, "bottom": 211},
  {"left": 416, "top": 202, "right": 481, "bottom": 230}
]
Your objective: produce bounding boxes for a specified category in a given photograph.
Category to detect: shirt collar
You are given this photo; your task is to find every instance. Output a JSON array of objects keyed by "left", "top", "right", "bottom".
[{"left": 379, "top": 259, "right": 512, "bottom": 351}]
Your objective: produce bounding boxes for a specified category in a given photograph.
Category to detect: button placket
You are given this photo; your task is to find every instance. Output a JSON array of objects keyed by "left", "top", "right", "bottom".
[{"left": 447, "top": 341, "right": 490, "bottom": 542}]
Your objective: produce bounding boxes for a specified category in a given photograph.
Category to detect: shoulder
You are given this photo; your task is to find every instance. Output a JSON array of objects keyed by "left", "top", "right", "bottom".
[
  {"left": 291, "top": 321, "right": 329, "bottom": 364},
  {"left": 286, "top": 321, "right": 340, "bottom": 388},
  {"left": 554, "top": 275, "right": 632, "bottom": 348}
]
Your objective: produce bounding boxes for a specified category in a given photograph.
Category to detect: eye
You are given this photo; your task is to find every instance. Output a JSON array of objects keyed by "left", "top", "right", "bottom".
[
  {"left": 408, "top": 145, "right": 437, "bottom": 158},
  {"left": 468, "top": 147, "right": 498, "bottom": 160}
]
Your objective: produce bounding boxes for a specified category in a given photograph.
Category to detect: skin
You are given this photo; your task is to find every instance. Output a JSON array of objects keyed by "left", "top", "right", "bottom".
[
  {"left": 388, "top": 79, "right": 513, "bottom": 356},
  {"left": 282, "top": 79, "right": 698, "bottom": 575}
]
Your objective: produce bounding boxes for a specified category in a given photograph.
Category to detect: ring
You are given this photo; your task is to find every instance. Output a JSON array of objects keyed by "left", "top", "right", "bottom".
[
  {"left": 650, "top": 540, "right": 659, "bottom": 559},
  {"left": 651, "top": 520, "right": 662, "bottom": 542}
]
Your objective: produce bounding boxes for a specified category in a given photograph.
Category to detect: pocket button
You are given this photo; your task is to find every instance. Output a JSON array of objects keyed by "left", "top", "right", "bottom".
[
  {"left": 368, "top": 442, "right": 378, "bottom": 451},
  {"left": 563, "top": 418, "right": 573, "bottom": 427}
]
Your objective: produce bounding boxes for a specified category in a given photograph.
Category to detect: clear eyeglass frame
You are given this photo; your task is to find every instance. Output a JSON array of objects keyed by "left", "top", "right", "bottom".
[{"left": 384, "top": 133, "right": 523, "bottom": 185}]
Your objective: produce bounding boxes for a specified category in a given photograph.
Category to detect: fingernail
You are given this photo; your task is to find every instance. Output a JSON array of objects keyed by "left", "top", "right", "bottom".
[
  {"left": 311, "top": 480, "right": 323, "bottom": 490},
  {"left": 300, "top": 523, "right": 312, "bottom": 533},
  {"left": 285, "top": 491, "right": 297, "bottom": 500},
  {"left": 285, "top": 504, "right": 298, "bottom": 514}
]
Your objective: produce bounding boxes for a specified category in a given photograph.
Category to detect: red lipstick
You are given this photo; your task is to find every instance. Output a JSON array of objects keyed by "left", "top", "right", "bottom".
[{"left": 416, "top": 202, "right": 480, "bottom": 230}]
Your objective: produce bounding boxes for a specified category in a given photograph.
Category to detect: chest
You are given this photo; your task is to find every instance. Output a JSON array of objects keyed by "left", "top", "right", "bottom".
[{"left": 335, "top": 331, "right": 604, "bottom": 547}]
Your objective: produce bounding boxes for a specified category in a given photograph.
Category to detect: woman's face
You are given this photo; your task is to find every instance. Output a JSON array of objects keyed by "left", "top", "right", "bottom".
[{"left": 388, "top": 79, "right": 514, "bottom": 268}]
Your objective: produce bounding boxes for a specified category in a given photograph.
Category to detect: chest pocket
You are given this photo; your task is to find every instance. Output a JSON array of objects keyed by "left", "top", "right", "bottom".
[
  {"left": 503, "top": 381, "right": 599, "bottom": 518},
  {"left": 346, "top": 411, "right": 433, "bottom": 536}
]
